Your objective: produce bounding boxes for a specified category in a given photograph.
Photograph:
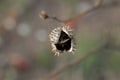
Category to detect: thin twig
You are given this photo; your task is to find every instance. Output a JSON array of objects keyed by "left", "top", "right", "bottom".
[
  {"left": 39, "top": 0, "right": 103, "bottom": 26},
  {"left": 42, "top": 42, "right": 107, "bottom": 80},
  {"left": 66, "top": 0, "right": 103, "bottom": 26}
]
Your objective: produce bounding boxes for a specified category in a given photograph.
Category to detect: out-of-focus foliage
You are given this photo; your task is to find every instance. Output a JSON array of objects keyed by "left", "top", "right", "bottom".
[
  {"left": 35, "top": 49, "right": 55, "bottom": 69},
  {"left": 0, "top": 0, "right": 120, "bottom": 80}
]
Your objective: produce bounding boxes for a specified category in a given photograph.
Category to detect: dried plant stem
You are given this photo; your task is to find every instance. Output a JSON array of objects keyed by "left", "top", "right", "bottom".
[
  {"left": 42, "top": 42, "right": 107, "bottom": 80},
  {"left": 66, "top": 0, "right": 103, "bottom": 26},
  {"left": 39, "top": 0, "right": 102, "bottom": 26}
]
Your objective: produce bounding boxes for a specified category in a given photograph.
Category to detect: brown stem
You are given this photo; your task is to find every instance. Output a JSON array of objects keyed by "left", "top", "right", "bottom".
[
  {"left": 42, "top": 42, "right": 107, "bottom": 80},
  {"left": 66, "top": 0, "right": 103, "bottom": 27},
  {"left": 39, "top": 0, "right": 103, "bottom": 27}
]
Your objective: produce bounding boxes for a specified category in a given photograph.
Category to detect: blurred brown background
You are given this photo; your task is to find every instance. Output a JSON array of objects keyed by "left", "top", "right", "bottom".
[{"left": 0, "top": 0, "right": 120, "bottom": 80}]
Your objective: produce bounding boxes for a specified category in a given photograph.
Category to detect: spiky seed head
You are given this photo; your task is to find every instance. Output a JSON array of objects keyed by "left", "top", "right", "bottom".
[{"left": 49, "top": 25, "right": 76, "bottom": 56}]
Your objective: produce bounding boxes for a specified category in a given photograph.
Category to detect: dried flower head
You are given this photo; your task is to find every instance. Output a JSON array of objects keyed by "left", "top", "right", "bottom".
[
  {"left": 39, "top": 10, "right": 49, "bottom": 20},
  {"left": 49, "top": 25, "right": 76, "bottom": 56}
]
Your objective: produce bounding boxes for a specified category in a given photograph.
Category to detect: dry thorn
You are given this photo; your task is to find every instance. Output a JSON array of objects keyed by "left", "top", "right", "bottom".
[
  {"left": 39, "top": 10, "right": 49, "bottom": 20},
  {"left": 39, "top": 10, "right": 64, "bottom": 23}
]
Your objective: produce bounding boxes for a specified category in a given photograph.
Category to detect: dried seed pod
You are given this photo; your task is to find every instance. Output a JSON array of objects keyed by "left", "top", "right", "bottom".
[{"left": 49, "top": 25, "right": 76, "bottom": 56}]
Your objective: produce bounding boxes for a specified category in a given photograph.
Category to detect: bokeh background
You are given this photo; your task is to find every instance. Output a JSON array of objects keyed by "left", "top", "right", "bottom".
[{"left": 0, "top": 0, "right": 120, "bottom": 80}]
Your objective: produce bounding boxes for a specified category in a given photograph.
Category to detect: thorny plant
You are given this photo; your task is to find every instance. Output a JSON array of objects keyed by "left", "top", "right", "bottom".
[
  {"left": 40, "top": 10, "right": 76, "bottom": 56},
  {"left": 39, "top": 0, "right": 104, "bottom": 80},
  {"left": 39, "top": 0, "right": 103, "bottom": 56}
]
